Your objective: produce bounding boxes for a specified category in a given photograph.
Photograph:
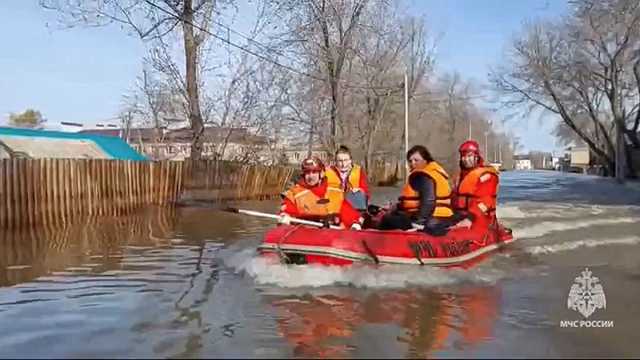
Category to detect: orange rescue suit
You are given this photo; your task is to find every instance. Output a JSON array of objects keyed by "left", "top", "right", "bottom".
[
  {"left": 454, "top": 166, "right": 499, "bottom": 222},
  {"left": 280, "top": 178, "right": 361, "bottom": 227}
]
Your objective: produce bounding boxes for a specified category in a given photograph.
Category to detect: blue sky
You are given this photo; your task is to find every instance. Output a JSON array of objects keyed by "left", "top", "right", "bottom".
[
  {"left": 0, "top": 1, "right": 144, "bottom": 127},
  {"left": 0, "top": 0, "right": 568, "bottom": 153},
  {"left": 408, "top": 0, "right": 569, "bottom": 154}
]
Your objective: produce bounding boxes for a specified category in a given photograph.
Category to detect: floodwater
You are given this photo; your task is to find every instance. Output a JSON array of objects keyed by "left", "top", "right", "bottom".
[{"left": 1, "top": 170, "right": 640, "bottom": 358}]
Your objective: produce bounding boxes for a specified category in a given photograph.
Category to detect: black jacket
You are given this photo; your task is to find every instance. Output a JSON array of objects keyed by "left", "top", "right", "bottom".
[{"left": 407, "top": 172, "right": 436, "bottom": 225}]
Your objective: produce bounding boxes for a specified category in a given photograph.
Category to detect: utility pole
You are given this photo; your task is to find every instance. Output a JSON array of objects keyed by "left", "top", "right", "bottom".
[
  {"left": 306, "top": 118, "right": 314, "bottom": 158},
  {"left": 468, "top": 118, "right": 472, "bottom": 140},
  {"left": 484, "top": 131, "right": 488, "bottom": 159},
  {"left": 616, "top": 122, "right": 625, "bottom": 183},
  {"left": 404, "top": 69, "right": 410, "bottom": 181},
  {"left": 499, "top": 142, "right": 502, "bottom": 163}
]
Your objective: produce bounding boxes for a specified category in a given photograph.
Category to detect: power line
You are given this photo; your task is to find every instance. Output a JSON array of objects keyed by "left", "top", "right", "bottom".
[
  {"left": 212, "top": 19, "right": 291, "bottom": 59},
  {"left": 209, "top": 20, "right": 491, "bottom": 103},
  {"left": 145, "top": 1, "right": 405, "bottom": 91},
  {"left": 410, "top": 92, "right": 488, "bottom": 102}
]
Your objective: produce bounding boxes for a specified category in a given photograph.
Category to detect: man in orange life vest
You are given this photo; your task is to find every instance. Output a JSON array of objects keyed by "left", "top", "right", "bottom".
[
  {"left": 453, "top": 140, "right": 499, "bottom": 229},
  {"left": 325, "top": 145, "right": 370, "bottom": 213},
  {"left": 278, "top": 157, "right": 363, "bottom": 229}
]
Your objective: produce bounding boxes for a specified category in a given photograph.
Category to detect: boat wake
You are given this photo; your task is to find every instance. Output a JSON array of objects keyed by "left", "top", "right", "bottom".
[
  {"left": 524, "top": 236, "right": 640, "bottom": 255},
  {"left": 497, "top": 202, "right": 640, "bottom": 220},
  {"left": 513, "top": 217, "right": 638, "bottom": 239},
  {"left": 221, "top": 247, "right": 510, "bottom": 289}
]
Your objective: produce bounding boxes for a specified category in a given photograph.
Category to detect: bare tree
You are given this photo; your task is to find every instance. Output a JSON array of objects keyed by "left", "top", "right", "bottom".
[
  {"left": 41, "top": 0, "right": 222, "bottom": 160},
  {"left": 491, "top": 0, "right": 640, "bottom": 177},
  {"left": 345, "top": 11, "right": 436, "bottom": 174},
  {"left": 121, "top": 63, "right": 180, "bottom": 159},
  {"left": 278, "top": 71, "right": 328, "bottom": 157},
  {"left": 350, "top": 4, "right": 406, "bottom": 173},
  {"left": 442, "top": 73, "right": 472, "bottom": 157},
  {"left": 270, "top": 0, "right": 371, "bottom": 152}
]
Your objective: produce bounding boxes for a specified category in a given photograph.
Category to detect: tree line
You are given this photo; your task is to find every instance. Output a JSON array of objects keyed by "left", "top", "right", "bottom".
[{"left": 39, "top": 0, "right": 515, "bottom": 173}]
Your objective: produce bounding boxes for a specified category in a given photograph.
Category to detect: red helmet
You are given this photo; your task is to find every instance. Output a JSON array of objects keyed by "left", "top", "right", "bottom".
[
  {"left": 459, "top": 140, "right": 481, "bottom": 156},
  {"left": 301, "top": 157, "right": 324, "bottom": 173}
]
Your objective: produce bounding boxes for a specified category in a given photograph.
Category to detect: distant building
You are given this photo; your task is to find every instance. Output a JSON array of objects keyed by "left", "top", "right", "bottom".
[
  {"left": 0, "top": 126, "right": 145, "bottom": 160},
  {"left": 79, "top": 126, "right": 275, "bottom": 162},
  {"left": 563, "top": 145, "right": 610, "bottom": 174},
  {"left": 528, "top": 151, "right": 553, "bottom": 169},
  {"left": 513, "top": 154, "right": 532, "bottom": 170},
  {"left": 569, "top": 146, "right": 590, "bottom": 167}
]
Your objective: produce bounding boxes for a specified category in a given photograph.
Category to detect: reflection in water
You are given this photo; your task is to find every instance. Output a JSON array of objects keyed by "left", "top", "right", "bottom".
[
  {"left": 0, "top": 206, "right": 233, "bottom": 358},
  {"left": 267, "top": 286, "right": 500, "bottom": 358},
  {"left": 0, "top": 207, "right": 178, "bottom": 287},
  {"left": 0, "top": 204, "right": 288, "bottom": 358}
]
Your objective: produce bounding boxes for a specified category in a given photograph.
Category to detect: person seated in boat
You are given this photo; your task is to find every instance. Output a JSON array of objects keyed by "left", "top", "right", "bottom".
[
  {"left": 452, "top": 140, "right": 499, "bottom": 229},
  {"left": 278, "top": 157, "right": 364, "bottom": 229},
  {"left": 325, "top": 145, "right": 370, "bottom": 213},
  {"left": 377, "top": 145, "right": 460, "bottom": 235}
]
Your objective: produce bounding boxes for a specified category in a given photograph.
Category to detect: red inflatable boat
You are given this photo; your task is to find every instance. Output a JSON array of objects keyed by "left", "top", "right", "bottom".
[{"left": 257, "top": 222, "right": 515, "bottom": 267}]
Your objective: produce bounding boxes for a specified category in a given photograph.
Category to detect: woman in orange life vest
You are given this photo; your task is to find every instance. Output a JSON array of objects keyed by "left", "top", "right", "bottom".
[
  {"left": 278, "top": 157, "right": 363, "bottom": 229},
  {"left": 325, "top": 145, "right": 370, "bottom": 213},
  {"left": 453, "top": 140, "right": 499, "bottom": 229},
  {"left": 377, "top": 145, "right": 460, "bottom": 235}
]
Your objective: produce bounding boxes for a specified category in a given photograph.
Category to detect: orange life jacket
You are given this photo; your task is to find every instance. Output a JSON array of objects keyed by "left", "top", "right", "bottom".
[
  {"left": 398, "top": 161, "right": 453, "bottom": 218},
  {"left": 326, "top": 165, "right": 363, "bottom": 192},
  {"left": 283, "top": 183, "right": 344, "bottom": 217},
  {"left": 454, "top": 166, "right": 499, "bottom": 216}
]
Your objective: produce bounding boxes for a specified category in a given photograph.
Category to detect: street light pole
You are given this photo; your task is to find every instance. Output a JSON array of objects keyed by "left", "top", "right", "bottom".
[
  {"left": 404, "top": 69, "right": 410, "bottom": 181},
  {"left": 484, "top": 132, "right": 488, "bottom": 159}
]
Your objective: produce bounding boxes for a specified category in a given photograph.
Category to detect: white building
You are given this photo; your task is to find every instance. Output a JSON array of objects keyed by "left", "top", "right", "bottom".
[
  {"left": 513, "top": 155, "right": 533, "bottom": 170},
  {"left": 570, "top": 146, "right": 590, "bottom": 167}
]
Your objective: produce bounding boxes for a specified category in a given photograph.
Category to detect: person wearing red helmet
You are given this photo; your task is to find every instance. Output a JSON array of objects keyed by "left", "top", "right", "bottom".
[
  {"left": 278, "top": 157, "right": 363, "bottom": 229},
  {"left": 453, "top": 140, "right": 500, "bottom": 229}
]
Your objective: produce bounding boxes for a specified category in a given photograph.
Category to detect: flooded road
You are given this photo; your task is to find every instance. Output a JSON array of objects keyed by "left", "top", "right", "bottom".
[{"left": 1, "top": 170, "right": 640, "bottom": 358}]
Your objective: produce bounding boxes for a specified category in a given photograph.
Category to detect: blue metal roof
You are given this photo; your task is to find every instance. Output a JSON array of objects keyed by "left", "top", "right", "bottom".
[{"left": 0, "top": 126, "right": 148, "bottom": 161}]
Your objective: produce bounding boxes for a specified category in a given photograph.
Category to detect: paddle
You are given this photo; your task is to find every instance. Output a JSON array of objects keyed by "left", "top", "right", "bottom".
[{"left": 223, "top": 207, "right": 343, "bottom": 230}]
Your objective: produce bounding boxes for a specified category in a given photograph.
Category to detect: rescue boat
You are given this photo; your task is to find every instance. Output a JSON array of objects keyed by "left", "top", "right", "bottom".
[{"left": 257, "top": 222, "right": 515, "bottom": 267}]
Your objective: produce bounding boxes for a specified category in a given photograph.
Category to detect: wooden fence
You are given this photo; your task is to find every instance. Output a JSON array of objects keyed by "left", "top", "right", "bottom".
[
  {"left": 0, "top": 158, "right": 296, "bottom": 230},
  {"left": 180, "top": 160, "right": 295, "bottom": 202},
  {"left": 369, "top": 160, "right": 401, "bottom": 186},
  {"left": 0, "top": 159, "right": 182, "bottom": 230}
]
